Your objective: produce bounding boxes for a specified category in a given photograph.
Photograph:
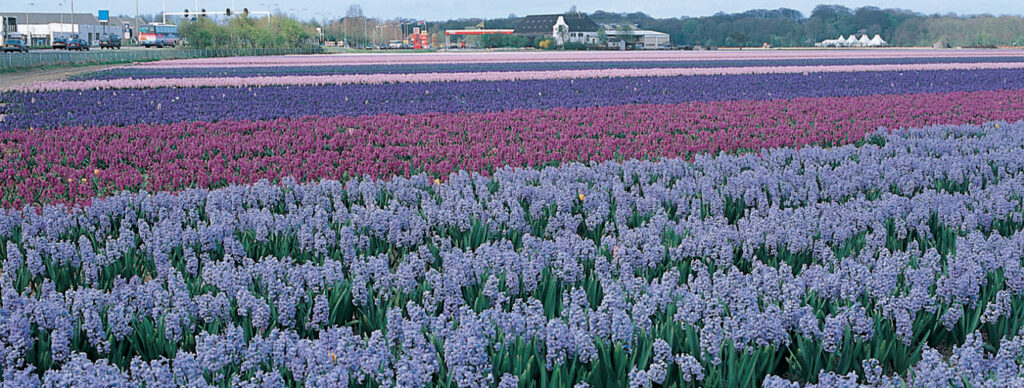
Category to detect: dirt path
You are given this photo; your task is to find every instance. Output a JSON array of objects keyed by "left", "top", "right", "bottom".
[{"left": 0, "top": 64, "right": 115, "bottom": 91}]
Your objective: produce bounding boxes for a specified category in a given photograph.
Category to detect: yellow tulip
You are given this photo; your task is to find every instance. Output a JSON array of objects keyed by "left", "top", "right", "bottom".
[{"left": 578, "top": 193, "right": 585, "bottom": 201}]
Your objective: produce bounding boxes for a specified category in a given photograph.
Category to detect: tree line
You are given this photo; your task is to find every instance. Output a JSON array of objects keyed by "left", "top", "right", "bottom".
[
  {"left": 434, "top": 5, "right": 1024, "bottom": 48},
  {"left": 175, "top": 4, "right": 1024, "bottom": 49},
  {"left": 178, "top": 13, "right": 318, "bottom": 49}
]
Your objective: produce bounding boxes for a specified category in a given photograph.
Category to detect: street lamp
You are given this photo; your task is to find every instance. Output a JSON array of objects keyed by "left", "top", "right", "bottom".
[
  {"left": 57, "top": 1, "right": 64, "bottom": 39},
  {"left": 25, "top": 2, "right": 35, "bottom": 46},
  {"left": 375, "top": 24, "right": 386, "bottom": 47}
]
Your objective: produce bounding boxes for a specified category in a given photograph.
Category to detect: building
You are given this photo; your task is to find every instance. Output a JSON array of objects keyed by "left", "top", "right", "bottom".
[
  {"left": 444, "top": 29, "right": 514, "bottom": 48},
  {"left": 603, "top": 27, "right": 671, "bottom": 49},
  {"left": 815, "top": 34, "right": 888, "bottom": 47},
  {"left": 1, "top": 12, "right": 130, "bottom": 46},
  {"left": 513, "top": 13, "right": 600, "bottom": 45}
]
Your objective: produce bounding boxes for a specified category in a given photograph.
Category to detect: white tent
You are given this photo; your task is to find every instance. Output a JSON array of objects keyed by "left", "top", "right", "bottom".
[{"left": 817, "top": 34, "right": 888, "bottom": 48}]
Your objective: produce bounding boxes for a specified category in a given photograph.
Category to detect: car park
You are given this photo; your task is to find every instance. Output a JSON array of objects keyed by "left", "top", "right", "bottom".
[
  {"left": 52, "top": 37, "right": 69, "bottom": 50},
  {"left": 67, "top": 38, "right": 90, "bottom": 51},
  {"left": 2, "top": 35, "right": 29, "bottom": 53},
  {"left": 99, "top": 34, "right": 121, "bottom": 49}
]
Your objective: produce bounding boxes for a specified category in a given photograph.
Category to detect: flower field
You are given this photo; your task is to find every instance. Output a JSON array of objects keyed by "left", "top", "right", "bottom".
[
  {"left": 1, "top": 51, "right": 1024, "bottom": 387},
  {"left": 7, "top": 68, "right": 1024, "bottom": 129},
  {"left": 69, "top": 56, "right": 1024, "bottom": 81}
]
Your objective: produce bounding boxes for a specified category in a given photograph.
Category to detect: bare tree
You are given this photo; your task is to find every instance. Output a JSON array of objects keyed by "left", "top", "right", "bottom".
[
  {"left": 346, "top": 4, "right": 363, "bottom": 18},
  {"left": 345, "top": 4, "right": 363, "bottom": 47},
  {"left": 556, "top": 24, "right": 569, "bottom": 46}
]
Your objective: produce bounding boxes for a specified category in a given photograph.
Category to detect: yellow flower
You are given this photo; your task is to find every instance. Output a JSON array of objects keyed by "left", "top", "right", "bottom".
[
  {"left": 94, "top": 169, "right": 100, "bottom": 175},
  {"left": 578, "top": 193, "right": 585, "bottom": 201},
  {"left": 329, "top": 352, "right": 337, "bottom": 362},
  {"left": 67, "top": 178, "right": 74, "bottom": 183},
  {"left": 81, "top": 178, "right": 87, "bottom": 184},
  {"left": 434, "top": 178, "right": 441, "bottom": 185},
  {"left": 995, "top": 123, "right": 1000, "bottom": 128}
]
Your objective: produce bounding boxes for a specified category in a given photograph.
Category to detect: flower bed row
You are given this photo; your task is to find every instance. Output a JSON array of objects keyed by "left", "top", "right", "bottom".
[
  {"left": 5, "top": 69, "right": 1024, "bottom": 130},
  {"left": 135, "top": 48, "right": 1024, "bottom": 68},
  {"left": 17, "top": 62, "right": 1024, "bottom": 92},
  {"left": 1, "top": 122, "right": 1023, "bottom": 387},
  {"left": 2, "top": 89, "right": 1023, "bottom": 208},
  {"left": 75, "top": 56, "right": 1024, "bottom": 80}
]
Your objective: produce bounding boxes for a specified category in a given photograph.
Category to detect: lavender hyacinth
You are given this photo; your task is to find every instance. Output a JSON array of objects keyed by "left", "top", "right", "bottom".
[{"left": 0, "top": 121, "right": 1023, "bottom": 386}]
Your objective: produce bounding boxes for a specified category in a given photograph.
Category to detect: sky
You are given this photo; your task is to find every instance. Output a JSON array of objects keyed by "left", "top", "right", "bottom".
[{"left": 0, "top": 0, "right": 1020, "bottom": 22}]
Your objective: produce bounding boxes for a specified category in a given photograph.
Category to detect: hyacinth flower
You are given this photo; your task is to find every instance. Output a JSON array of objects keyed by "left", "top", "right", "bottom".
[
  {"left": 2, "top": 89, "right": 1024, "bottom": 208},
  {"left": 0, "top": 122, "right": 1022, "bottom": 386},
  {"left": 5, "top": 68, "right": 1024, "bottom": 130},
  {"left": 68, "top": 55, "right": 1024, "bottom": 81},
  {"left": 18, "top": 61, "right": 1024, "bottom": 92}
]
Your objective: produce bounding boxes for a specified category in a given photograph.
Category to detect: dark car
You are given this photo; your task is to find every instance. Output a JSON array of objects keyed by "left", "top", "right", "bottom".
[
  {"left": 52, "top": 37, "right": 69, "bottom": 50},
  {"left": 2, "top": 37, "right": 29, "bottom": 53},
  {"left": 98, "top": 34, "right": 121, "bottom": 49},
  {"left": 67, "top": 38, "right": 90, "bottom": 51}
]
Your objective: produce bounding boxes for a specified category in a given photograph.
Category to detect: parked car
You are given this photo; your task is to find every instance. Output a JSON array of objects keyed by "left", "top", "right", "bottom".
[
  {"left": 67, "top": 38, "right": 90, "bottom": 51},
  {"left": 52, "top": 37, "right": 69, "bottom": 50},
  {"left": 2, "top": 36, "right": 29, "bottom": 53},
  {"left": 98, "top": 34, "right": 121, "bottom": 49}
]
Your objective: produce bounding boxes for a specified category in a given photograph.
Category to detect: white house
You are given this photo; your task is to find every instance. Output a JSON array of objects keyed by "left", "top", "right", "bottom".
[
  {"left": 603, "top": 27, "right": 671, "bottom": 49},
  {"left": 514, "top": 13, "right": 601, "bottom": 45}
]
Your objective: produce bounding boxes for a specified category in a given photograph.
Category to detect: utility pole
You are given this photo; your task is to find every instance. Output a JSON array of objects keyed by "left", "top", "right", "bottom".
[
  {"left": 26, "top": 2, "right": 35, "bottom": 45},
  {"left": 70, "top": 0, "right": 74, "bottom": 36},
  {"left": 135, "top": 0, "right": 139, "bottom": 43}
]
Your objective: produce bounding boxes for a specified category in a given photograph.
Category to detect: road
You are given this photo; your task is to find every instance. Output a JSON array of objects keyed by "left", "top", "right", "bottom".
[
  {"left": 0, "top": 63, "right": 114, "bottom": 90},
  {"left": 21, "top": 46, "right": 161, "bottom": 53},
  {"left": 1, "top": 47, "right": 186, "bottom": 73}
]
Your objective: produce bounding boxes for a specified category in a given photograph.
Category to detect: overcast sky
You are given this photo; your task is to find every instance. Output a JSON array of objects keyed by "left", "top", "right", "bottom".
[{"left": 1, "top": 0, "right": 1020, "bottom": 21}]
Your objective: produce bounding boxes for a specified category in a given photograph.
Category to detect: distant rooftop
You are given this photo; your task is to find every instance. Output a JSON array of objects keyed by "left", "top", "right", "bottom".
[
  {"left": 514, "top": 13, "right": 600, "bottom": 35},
  {"left": 0, "top": 12, "right": 101, "bottom": 25}
]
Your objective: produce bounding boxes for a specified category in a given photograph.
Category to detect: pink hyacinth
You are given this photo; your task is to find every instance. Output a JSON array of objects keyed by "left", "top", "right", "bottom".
[{"left": 2, "top": 89, "right": 1022, "bottom": 208}]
